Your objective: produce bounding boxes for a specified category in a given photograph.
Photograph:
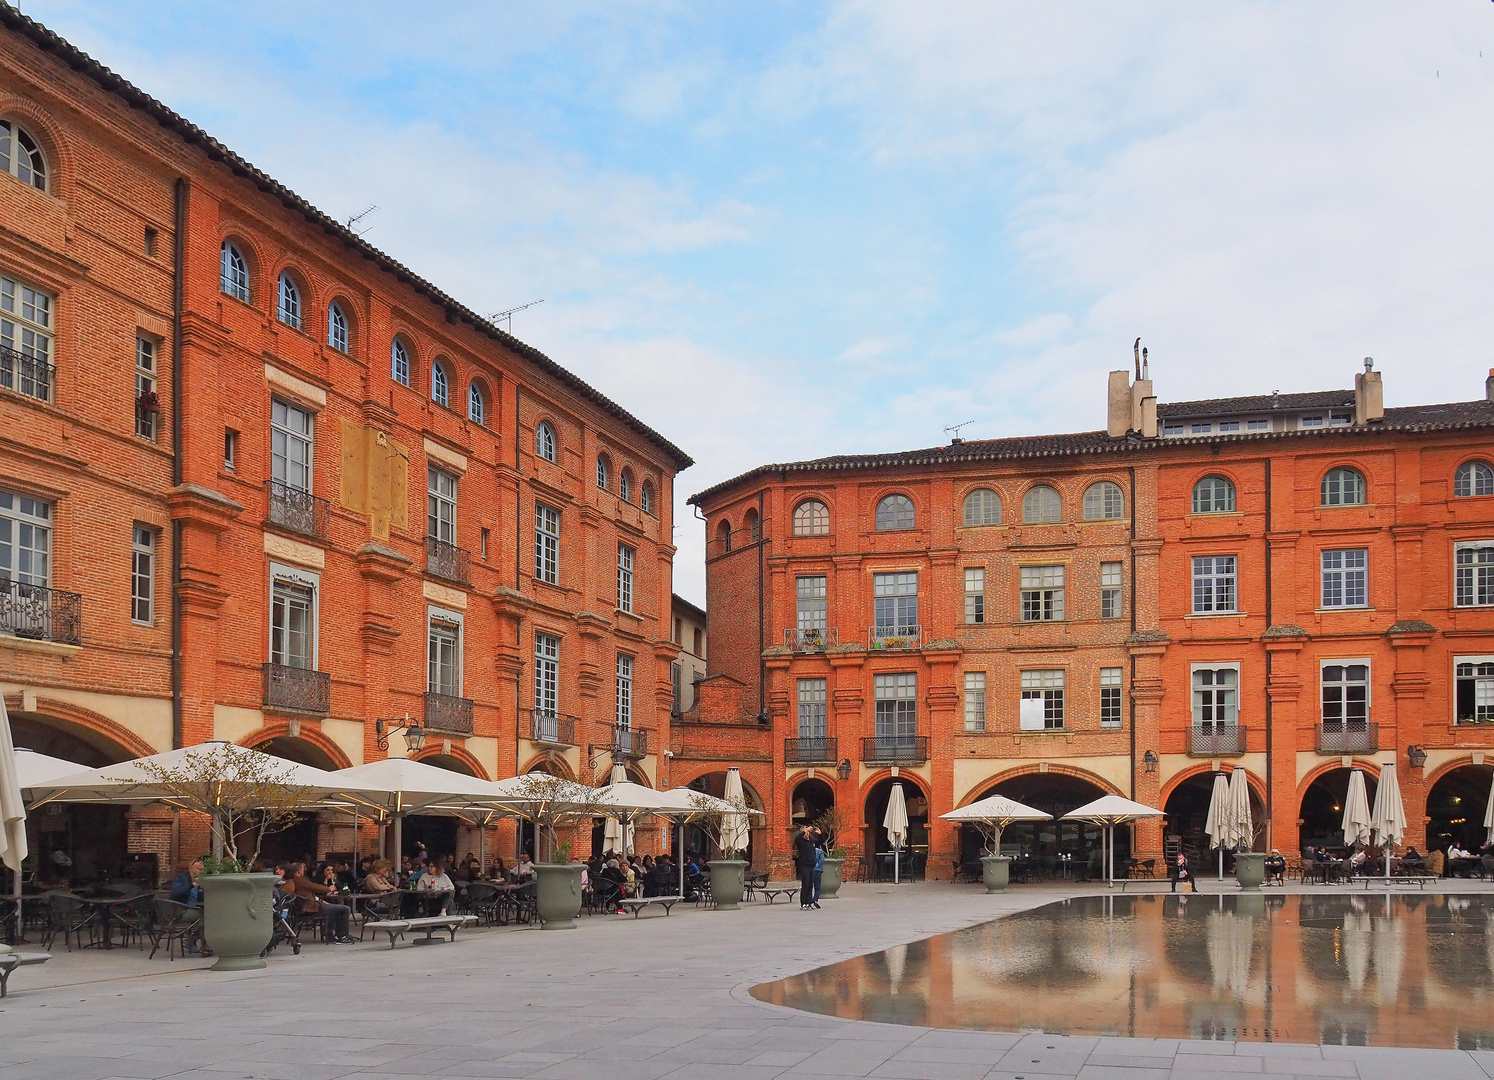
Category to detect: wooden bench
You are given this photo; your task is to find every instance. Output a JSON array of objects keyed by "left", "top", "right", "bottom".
[
  {"left": 0, "top": 951, "right": 52, "bottom": 997},
  {"left": 757, "top": 885, "right": 800, "bottom": 904},
  {"left": 362, "top": 915, "right": 477, "bottom": 949},
  {"left": 617, "top": 896, "right": 682, "bottom": 918}
]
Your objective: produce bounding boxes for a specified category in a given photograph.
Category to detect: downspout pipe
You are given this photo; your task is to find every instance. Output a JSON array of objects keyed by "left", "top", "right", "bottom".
[
  {"left": 1263, "top": 458, "right": 1273, "bottom": 848},
  {"left": 170, "top": 177, "right": 186, "bottom": 750},
  {"left": 1128, "top": 465, "right": 1137, "bottom": 800},
  {"left": 757, "top": 489, "right": 766, "bottom": 719}
]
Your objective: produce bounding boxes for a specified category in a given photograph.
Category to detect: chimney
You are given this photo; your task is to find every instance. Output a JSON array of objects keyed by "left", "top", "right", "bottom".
[
  {"left": 1485, "top": 368, "right": 1494, "bottom": 402},
  {"left": 1354, "top": 356, "right": 1383, "bottom": 424},
  {"left": 1107, "top": 370, "right": 1131, "bottom": 438}
]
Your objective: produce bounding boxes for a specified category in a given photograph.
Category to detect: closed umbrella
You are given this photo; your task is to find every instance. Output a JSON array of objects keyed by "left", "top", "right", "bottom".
[
  {"left": 1227, "top": 767, "right": 1254, "bottom": 853},
  {"left": 1204, "top": 773, "right": 1230, "bottom": 879},
  {"left": 1370, "top": 762, "right": 1407, "bottom": 880},
  {"left": 602, "top": 763, "right": 629, "bottom": 857},
  {"left": 0, "top": 696, "right": 28, "bottom": 942},
  {"left": 1342, "top": 770, "right": 1372, "bottom": 849},
  {"left": 721, "top": 767, "right": 751, "bottom": 858},
  {"left": 883, "top": 783, "right": 909, "bottom": 884},
  {"left": 1483, "top": 773, "right": 1494, "bottom": 847}
]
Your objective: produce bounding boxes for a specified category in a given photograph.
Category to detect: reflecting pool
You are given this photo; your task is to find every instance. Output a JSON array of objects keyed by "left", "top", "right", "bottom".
[{"left": 751, "top": 894, "right": 1494, "bottom": 1049}]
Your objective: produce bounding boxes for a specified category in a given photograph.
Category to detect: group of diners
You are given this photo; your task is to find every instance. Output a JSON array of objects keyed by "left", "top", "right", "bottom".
[
  {"left": 581, "top": 851, "right": 704, "bottom": 912},
  {"left": 1299, "top": 841, "right": 1494, "bottom": 880}
]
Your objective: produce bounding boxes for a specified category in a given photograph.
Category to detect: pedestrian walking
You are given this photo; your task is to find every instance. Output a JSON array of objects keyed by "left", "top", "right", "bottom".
[
  {"left": 1169, "top": 852, "right": 1197, "bottom": 893},
  {"left": 810, "top": 826, "right": 825, "bottom": 908},
  {"left": 795, "top": 825, "right": 817, "bottom": 909}
]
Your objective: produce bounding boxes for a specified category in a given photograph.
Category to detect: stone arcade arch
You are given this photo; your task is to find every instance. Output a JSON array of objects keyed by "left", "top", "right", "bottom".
[
  {"left": 955, "top": 769, "right": 1118, "bottom": 878},
  {"left": 1426, "top": 762, "right": 1494, "bottom": 853},
  {"left": 1298, "top": 765, "right": 1380, "bottom": 852}
]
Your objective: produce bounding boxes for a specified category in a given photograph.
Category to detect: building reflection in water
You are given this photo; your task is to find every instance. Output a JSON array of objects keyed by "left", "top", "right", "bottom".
[{"left": 750, "top": 894, "right": 1494, "bottom": 1049}]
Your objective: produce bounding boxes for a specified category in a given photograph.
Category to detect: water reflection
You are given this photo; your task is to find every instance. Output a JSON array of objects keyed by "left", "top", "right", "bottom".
[{"left": 750, "top": 894, "right": 1494, "bottom": 1049}]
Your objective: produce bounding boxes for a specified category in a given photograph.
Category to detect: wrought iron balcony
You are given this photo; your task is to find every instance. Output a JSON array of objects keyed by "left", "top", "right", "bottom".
[
  {"left": 785, "top": 737, "right": 838, "bottom": 765},
  {"left": 785, "top": 627, "right": 838, "bottom": 653},
  {"left": 609, "top": 724, "right": 650, "bottom": 759},
  {"left": 0, "top": 343, "right": 54, "bottom": 403},
  {"left": 424, "top": 691, "right": 475, "bottom": 735},
  {"left": 523, "top": 710, "right": 577, "bottom": 747},
  {"left": 1316, "top": 721, "right": 1378, "bottom": 755},
  {"left": 861, "top": 735, "right": 929, "bottom": 765},
  {"left": 262, "top": 662, "right": 331, "bottom": 715},
  {"left": 0, "top": 578, "right": 81, "bottom": 646},
  {"left": 869, "top": 626, "right": 921, "bottom": 651},
  {"left": 265, "top": 479, "right": 329, "bottom": 539},
  {"left": 425, "top": 536, "right": 472, "bottom": 586},
  {"left": 1188, "top": 724, "right": 1247, "bottom": 757}
]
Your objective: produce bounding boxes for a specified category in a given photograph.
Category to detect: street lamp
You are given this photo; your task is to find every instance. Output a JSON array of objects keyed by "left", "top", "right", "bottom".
[
  {"left": 1142, "top": 750, "right": 1158, "bottom": 774},
  {"left": 837, "top": 758, "right": 852, "bottom": 781},
  {"left": 1407, "top": 744, "right": 1428, "bottom": 770},
  {"left": 375, "top": 714, "right": 427, "bottom": 754}
]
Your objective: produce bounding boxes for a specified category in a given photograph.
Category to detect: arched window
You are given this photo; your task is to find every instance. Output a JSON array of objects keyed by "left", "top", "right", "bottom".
[
  {"left": 1321, "top": 467, "right": 1367, "bottom": 506},
  {"left": 793, "top": 499, "right": 830, "bottom": 536},
  {"left": 640, "top": 481, "right": 654, "bottom": 514},
  {"left": 744, "top": 507, "right": 760, "bottom": 541},
  {"left": 536, "top": 421, "right": 557, "bottom": 462},
  {"left": 1455, "top": 460, "right": 1494, "bottom": 498},
  {"left": 468, "top": 382, "right": 485, "bottom": 425},
  {"left": 962, "top": 488, "right": 1001, "bottom": 526},
  {"left": 1082, "top": 481, "right": 1124, "bottom": 520},
  {"left": 875, "top": 494, "right": 915, "bottom": 531},
  {"left": 391, "top": 338, "right": 410, "bottom": 386},
  {"left": 220, "top": 242, "right": 250, "bottom": 302},
  {"left": 327, "top": 302, "right": 349, "bottom": 353},
  {"left": 619, "top": 469, "right": 633, "bottom": 503},
  {"left": 1192, "top": 476, "right": 1235, "bottom": 514},
  {"left": 596, "top": 455, "right": 610, "bottom": 490},
  {"left": 276, "top": 272, "right": 302, "bottom": 329},
  {"left": 431, "top": 360, "right": 449, "bottom": 407},
  {"left": 1022, "top": 485, "right": 1061, "bottom": 524},
  {"left": 716, "top": 518, "right": 732, "bottom": 552},
  {"left": 0, "top": 120, "right": 47, "bottom": 191}
]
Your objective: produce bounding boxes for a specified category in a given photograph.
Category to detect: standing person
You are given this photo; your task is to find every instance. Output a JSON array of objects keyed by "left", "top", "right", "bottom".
[
  {"left": 795, "top": 825, "right": 817, "bottom": 910},
  {"left": 810, "top": 827, "right": 825, "bottom": 909},
  {"left": 1169, "top": 852, "right": 1197, "bottom": 893}
]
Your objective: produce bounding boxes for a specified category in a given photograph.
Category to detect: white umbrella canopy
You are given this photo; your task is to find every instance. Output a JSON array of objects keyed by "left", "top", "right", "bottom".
[
  {"left": 328, "top": 756, "right": 511, "bottom": 814},
  {"left": 13, "top": 748, "right": 89, "bottom": 793},
  {"left": 1227, "top": 767, "right": 1254, "bottom": 851},
  {"left": 1064, "top": 795, "right": 1162, "bottom": 885},
  {"left": 1485, "top": 774, "right": 1494, "bottom": 847},
  {"left": 1342, "top": 770, "right": 1372, "bottom": 848},
  {"left": 941, "top": 794, "right": 1050, "bottom": 854},
  {"left": 0, "top": 695, "right": 28, "bottom": 875},
  {"left": 721, "top": 767, "right": 751, "bottom": 855},
  {"left": 1204, "top": 774, "right": 1231, "bottom": 851},
  {"left": 884, "top": 782, "right": 910, "bottom": 884}
]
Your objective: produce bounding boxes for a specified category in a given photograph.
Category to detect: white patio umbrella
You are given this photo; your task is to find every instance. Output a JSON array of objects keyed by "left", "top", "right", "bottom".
[
  {"left": 1342, "top": 769, "right": 1372, "bottom": 849},
  {"left": 1, "top": 695, "right": 30, "bottom": 942},
  {"left": 600, "top": 763, "right": 631, "bottom": 857},
  {"left": 883, "top": 783, "right": 909, "bottom": 883},
  {"left": 1062, "top": 795, "right": 1164, "bottom": 884},
  {"left": 721, "top": 767, "right": 751, "bottom": 858},
  {"left": 1227, "top": 767, "right": 1254, "bottom": 854},
  {"left": 941, "top": 794, "right": 1050, "bottom": 853},
  {"left": 328, "top": 756, "right": 517, "bottom": 864},
  {"left": 1370, "top": 762, "right": 1407, "bottom": 880},
  {"left": 1204, "top": 773, "right": 1231, "bottom": 879}
]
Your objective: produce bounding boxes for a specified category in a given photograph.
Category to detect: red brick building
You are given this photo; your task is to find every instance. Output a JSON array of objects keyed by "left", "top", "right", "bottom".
[
  {"left": 0, "top": 10, "right": 688, "bottom": 878},
  {"left": 686, "top": 360, "right": 1494, "bottom": 877}
]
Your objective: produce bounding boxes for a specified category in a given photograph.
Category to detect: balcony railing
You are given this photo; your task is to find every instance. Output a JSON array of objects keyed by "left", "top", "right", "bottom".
[
  {"left": 608, "top": 724, "right": 650, "bottom": 759},
  {"left": 266, "top": 479, "right": 329, "bottom": 539},
  {"left": 0, "top": 578, "right": 82, "bottom": 646},
  {"left": 523, "top": 710, "right": 577, "bottom": 747},
  {"left": 785, "top": 627, "right": 838, "bottom": 653},
  {"left": 0, "top": 343, "right": 54, "bottom": 403},
  {"left": 261, "top": 662, "right": 331, "bottom": 715},
  {"left": 424, "top": 691, "right": 475, "bottom": 735},
  {"left": 425, "top": 536, "right": 472, "bottom": 586},
  {"left": 1188, "top": 724, "right": 1247, "bottom": 757},
  {"left": 861, "top": 735, "right": 929, "bottom": 765},
  {"left": 869, "top": 626, "right": 922, "bottom": 651},
  {"left": 786, "top": 737, "right": 838, "bottom": 765},
  {"left": 1317, "top": 721, "right": 1378, "bottom": 754}
]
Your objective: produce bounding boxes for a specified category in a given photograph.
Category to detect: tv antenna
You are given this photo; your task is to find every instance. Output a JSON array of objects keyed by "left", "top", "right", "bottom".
[
  {"left": 345, "top": 205, "right": 378, "bottom": 235},
  {"left": 487, "top": 300, "right": 544, "bottom": 334},
  {"left": 944, "top": 420, "right": 975, "bottom": 444}
]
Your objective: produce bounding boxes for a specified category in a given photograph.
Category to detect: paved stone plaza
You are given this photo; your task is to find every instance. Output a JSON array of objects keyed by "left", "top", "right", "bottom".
[{"left": 4, "top": 882, "right": 1494, "bottom": 1080}]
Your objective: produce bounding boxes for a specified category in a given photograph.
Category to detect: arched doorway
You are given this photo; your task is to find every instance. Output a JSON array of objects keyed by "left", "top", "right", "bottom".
[
  {"left": 687, "top": 771, "right": 764, "bottom": 866},
  {"left": 1163, "top": 770, "right": 1266, "bottom": 870},
  {"left": 864, "top": 777, "right": 929, "bottom": 879},
  {"left": 959, "top": 772, "right": 1117, "bottom": 877},
  {"left": 1299, "top": 767, "right": 1378, "bottom": 853},
  {"left": 250, "top": 735, "right": 340, "bottom": 865},
  {"left": 1427, "top": 764, "right": 1494, "bottom": 853},
  {"left": 791, "top": 777, "right": 835, "bottom": 832}
]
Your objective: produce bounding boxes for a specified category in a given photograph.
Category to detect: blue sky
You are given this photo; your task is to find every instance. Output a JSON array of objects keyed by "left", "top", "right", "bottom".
[{"left": 28, "top": 2, "right": 1494, "bottom": 603}]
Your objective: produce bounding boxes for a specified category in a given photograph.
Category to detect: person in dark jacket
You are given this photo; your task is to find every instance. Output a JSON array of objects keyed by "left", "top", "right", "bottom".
[
  {"left": 1169, "top": 852, "right": 1197, "bottom": 893},
  {"left": 795, "top": 826, "right": 818, "bottom": 909},
  {"left": 168, "top": 858, "right": 205, "bottom": 908}
]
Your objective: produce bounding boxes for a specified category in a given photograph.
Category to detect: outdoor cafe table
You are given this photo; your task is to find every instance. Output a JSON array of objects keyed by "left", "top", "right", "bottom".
[{"left": 79, "top": 892, "right": 146, "bottom": 950}]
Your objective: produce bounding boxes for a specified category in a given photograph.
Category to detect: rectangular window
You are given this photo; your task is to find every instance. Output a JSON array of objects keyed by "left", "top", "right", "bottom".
[
  {"left": 0, "top": 273, "right": 54, "bottom": 402},
  {"left": 693, "top": 627, "right": 703, "bottom": 657},
  {"left": 1100, "top": 668, "right": 1123, "bottom": 728},
  {"left": 963, "top": 672, "right": 987, "bottom": 733},
  {"left": 617, "top": 544, "right": 635, "bottom": 613},
  {"left": 1330, "top": 410, "right": 1353, "bottom": 426},
  {"left": 1321, "top": 661, "right": 1370, "bottom": 727},
  {"left": 616, "top": 653, "right": 633, "bottom": 728},
  {"left": 1455, "top": 656, "right": 1494, "bottom": 724},
  {"left": 1247, "top": 418, "right": 1269, "bottom": 431},
  {"left": 673, "top": 617, "right": 682, "bottom": 644},
  {"left": 428, "top": 612, "right": 462, "bottom": 697},
  {"left": 1217, "top": 421, "right": 1240, "bottom": 433},
  {"left": 1020, "top": 669, "right": 1065, "bottom": 730},
  {"left": 224, "top": 428, "right": 239, "bottom": 471},
  {"left": 270, "top": 398, "right": 313, "bottom": 492},
  {"left": 964, "top": 567, "right": 985, "bottom": 624},
  {"left": 873, "top": 572, "right": 919, "bottom": 633},
  {"left": 135, "top": 336, "right": 157, "bottom": 441},
  {"left": 873, "top": 672, "right": 917, "bottom": 740},
  {"left": 534, "top": 632, "right": 559, "bottom": 718},
  {"left": 480, "top": 527, "right": 489, "bottom": 561},
  {"left": 427, "top": 467, "right": 458, "bottom": 544},
  {"left": 534, "top": 503, "right": 559, "bottom": 585},
  {"left": 796, "top": 575, "right": 827, "bottom": 631},
  {"left": 1455, "top": 542, "right": 1494, "bottom": 607},
  {"left": 131, "top": 525, "right": 154, "bottom": 624},
  {"left": 1100, "top": 561, "right": 1122, "bottom": 619},
  {"left": 0, "top": 489, "right": 51, "bottom": 587},
  {"left": 269, "top": 565, "right": 318, "bottom": 669},
  {"left": 797, "top": 678, "right": 827, "bottom": 740},
  {"left": 1020, "top": 564, "right": 1065, "bottom": 622},
  {"left": 1321, "top": 548, "right": 1368, "bottom": 608},
  {"left": 1163, "top": 422, "right": 1184, "bottom": 436},
  {"left": 1191, "top": 665, "right": 1239, "bottom": 729},
  {"left": 1192, "top": 555, "right": 1237, "bottom": 613},
  {"left": 1300, "top": 415, "right": 1324, "bottom": 427},
  {"left": 1191, "top": 423, "right": 1211, "bottom": 434}
]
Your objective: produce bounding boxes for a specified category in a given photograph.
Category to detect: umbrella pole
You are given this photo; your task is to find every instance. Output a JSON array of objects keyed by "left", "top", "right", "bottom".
[
  {"left": 894, "top": 845, "right": 900, "bottom": 885},
  {"left": 1218, "top": 847, "right": 1224, "bottom": 881},
  {"left": 393, "top": 815, "right": 403, "bottom": 869},
  {"left": 679, "top": 821, "right": 685, "bottom": 899}
]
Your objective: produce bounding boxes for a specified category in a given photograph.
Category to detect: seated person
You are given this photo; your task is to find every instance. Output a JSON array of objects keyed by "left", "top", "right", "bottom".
[
  {"left": 285, "top": 861, "right": 353, "bottom": 943},
  {"left": 362, "top": 859, "right": 398, "bottom": 894},
  {"left": 514, "top": 853, "right": 536, "bottom": 882},
  {"left": 169, "top": 858, "right": 205, "bottom": 908},
  {"left": 1402, "top": 846, "right": 1422, "bottom": 861},
  {"left": 1347, "top": 849, "right": 1368, "bottom": 870},
  {"left": 597, "top": 859, "right": 625, "bottom": 909},
  {"left": 487, "top": 857, "right": 508, "bottom": 882},
  {"left": 1264, "top": 849, "right": 1286, "bottom": 883},
  {"left": 415, "top": 862, "right": 454, "bottom": 915}
]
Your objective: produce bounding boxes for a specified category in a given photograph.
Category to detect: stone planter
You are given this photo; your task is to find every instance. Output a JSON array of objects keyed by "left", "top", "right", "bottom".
[
  {"left": 708, "top": 859, "right": 748, "bottom": 910},
  {"left": 200, "top": 872, "right": 277, "bottom": 971},
  {"left": 1234, "top": 851, "right": 1265, "bottom": 891},
  {"left": 819, "top": 858, "right": 844, "bottom": 900},
  {"left": 534, "top": 863, "right": 583, "bottom": 929},
  {"left": 981, "top": 854, "right": 1011, "bottom": 893}
]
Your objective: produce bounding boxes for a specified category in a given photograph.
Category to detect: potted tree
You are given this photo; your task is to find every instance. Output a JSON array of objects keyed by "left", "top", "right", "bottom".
[
  {"left": 690, "top": 791, "right": 752, "bottom": 910},
  {"left": 959, "top": 818, "right": 1011, "bottom": 893},
  {"left": 508, "top": 772, "right": 599, "bottom": 930},
  {"left": 139, "top": 744, "right": 305, "bottom": 970},
  {"left": 812, "top": 806, "right": 847, "bottom": 900}
]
